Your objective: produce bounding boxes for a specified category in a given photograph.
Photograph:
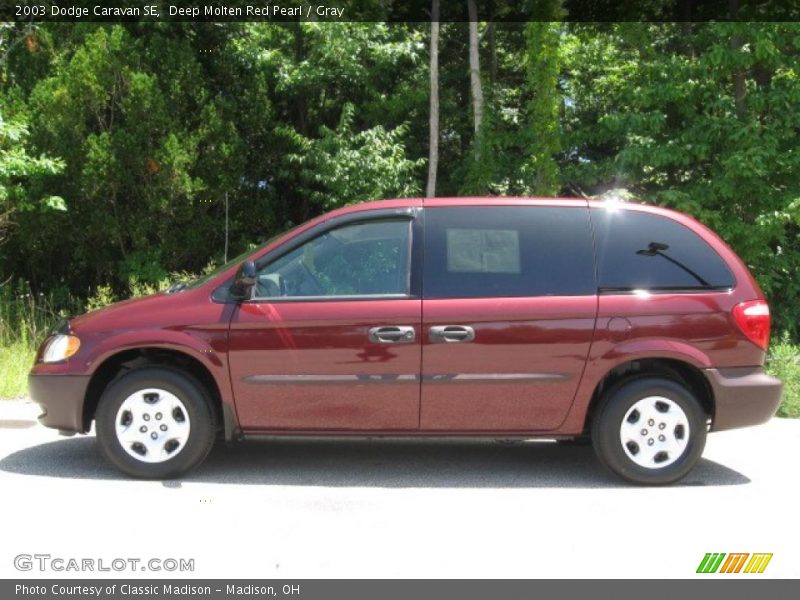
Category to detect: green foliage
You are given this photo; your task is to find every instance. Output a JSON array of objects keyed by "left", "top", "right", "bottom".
[
  {"left": 0, "top": 111, "right": 64, "bottom": 241},
  {"left": 0, "top": 342, "right": 35, "bottom": 398},
  {"left": 234, "top": 22, "right": 425, "bottom": 220},
  {"left": 84, "top": 284, "right": 117, "bottom": 312},
  {"left": 0, "top": 20, "right": 799, "bottom": 349},
  {"left": 0, "top": 279, "right": 70, "bottom": 348},
  {"left": 561, "top": 23, "right": 800, "bottom": 336},
  {"left": 13, "top": 24, "right": 240, "bottom": 293},
  {"left": 285, "top": 103, "right": 424, "bottom": 209},
  {"left": 522, "top": 21, "right": 561, "bottom": 195},
  {"left": 767, "top": 337, "right": 800, "bottom": 418}
]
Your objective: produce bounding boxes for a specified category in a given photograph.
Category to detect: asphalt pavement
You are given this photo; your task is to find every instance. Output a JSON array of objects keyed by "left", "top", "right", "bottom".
[{"left": 0, "top": 398, "right": 797, "bottom": 578}]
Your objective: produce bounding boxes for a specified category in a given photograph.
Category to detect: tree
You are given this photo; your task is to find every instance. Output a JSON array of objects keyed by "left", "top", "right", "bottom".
[
  {"left": 279, "top": 103, "right": 424, "bottom": 210},
  {"left": 0, "top": 111, "right": 63, "bottom": 246},
  {"left": 522, "top": 4, "right": 562, "bottom": 195},
  {"left": 2, "top": 19, "right": 799, "bottom": 344},
  {"left": 426, "top": 0, "right": 440, "bottom": 198},
  {"left": 236, "top": 23, "right": 425, "bottom": 220},
  {"left": 1, "top": 22, "right": 428, "bottom": 295},
  {"left": 6, "top": 24, "right": 245, "bottom": 290},
  {"left": 561, "top": 22, "right": 800, "bottom": 336},
  {"left": 467, "top": 0, "right": 484, "bottom": 156}
]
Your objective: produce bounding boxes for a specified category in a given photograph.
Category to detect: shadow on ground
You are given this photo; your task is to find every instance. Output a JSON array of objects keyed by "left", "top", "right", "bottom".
[{"left": 0, "top": 435, "right": 750, "bottom": 488}]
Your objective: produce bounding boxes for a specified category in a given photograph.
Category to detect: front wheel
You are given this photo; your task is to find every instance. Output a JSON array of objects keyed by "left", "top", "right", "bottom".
[
  {"left": 591, "top": 377, "right": 707, "bottom": 485},
  {"left": 95, "top": 367, "right": 216, "bottom": 479}
]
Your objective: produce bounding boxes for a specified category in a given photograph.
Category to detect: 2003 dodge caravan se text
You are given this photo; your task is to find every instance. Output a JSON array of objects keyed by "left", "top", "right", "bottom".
[{"left": 28, "top": 197, "right": 783, "bottom": 484}]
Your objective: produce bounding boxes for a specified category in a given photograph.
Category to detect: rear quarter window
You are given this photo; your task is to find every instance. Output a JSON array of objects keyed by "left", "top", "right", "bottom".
[{"left": 591, "top": 208, "right": 735, "bottom": 292}]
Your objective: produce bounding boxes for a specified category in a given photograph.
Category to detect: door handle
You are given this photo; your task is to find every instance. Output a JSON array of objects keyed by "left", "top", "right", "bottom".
[
  {"left": 429, "top": 325, "right": 476, "bottom": 343},
  {"left": 368, "top": 326, "right": 416, "bottom": 344}
]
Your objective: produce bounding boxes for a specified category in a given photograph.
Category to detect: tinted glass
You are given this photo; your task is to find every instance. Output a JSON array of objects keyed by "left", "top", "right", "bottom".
[
  {"left": 255, "top": 219, "right": 411, "bottom": 298},
  {"left": 591, "top": 208, "right": 735, "bottom": 291},
  {"left": 423, "top": 206, "right": 595, "bottom": 298}
]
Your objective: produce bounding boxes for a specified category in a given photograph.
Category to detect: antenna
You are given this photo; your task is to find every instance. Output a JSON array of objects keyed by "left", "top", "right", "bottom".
[{"left": 224, "top": 192, "right": 229, "bottom": 263}]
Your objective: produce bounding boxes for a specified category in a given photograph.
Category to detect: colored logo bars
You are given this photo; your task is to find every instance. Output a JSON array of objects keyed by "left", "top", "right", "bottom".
[{"left": 696, "top": 553, "right": 773, "bottom": 574}]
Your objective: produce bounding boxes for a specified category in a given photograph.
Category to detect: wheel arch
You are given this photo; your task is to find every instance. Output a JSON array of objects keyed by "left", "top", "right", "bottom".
[
  {"left": 583, "top": 357, "right": 714, "bottom": 434},
  {"left": 82, "top": 347, "right": 237, "bottom": 440}
]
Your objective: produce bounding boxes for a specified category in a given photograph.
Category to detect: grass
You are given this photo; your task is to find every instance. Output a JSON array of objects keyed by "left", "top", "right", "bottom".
[
  {"left": 0, "top": 342, "right": 35, "bottom": 398},
  {"left": 766, "top": 338, "right": 800, "bottom": 418},
  {"left": 0, "top": 278, "right": 799, "bottom": 416},
  {"left": 0, "top": 274, "right": 204, "bottom": 400},
  {"left": 0, "top": 279, "right": 74, "bottom": 400}
]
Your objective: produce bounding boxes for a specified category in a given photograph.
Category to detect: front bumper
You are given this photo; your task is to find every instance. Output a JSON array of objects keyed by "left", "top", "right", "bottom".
[
  {"left": 705, "top": 367, "right": 783, "bottom": 432},
  {"left": 28, "top": 373, "right": 91, "bottom": 433}
]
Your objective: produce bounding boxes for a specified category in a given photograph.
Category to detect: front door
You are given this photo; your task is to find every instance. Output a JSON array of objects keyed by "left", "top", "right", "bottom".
[
  {"left": 419, "top": 204, "right": 598, "bottom": 431},
  {"left": 228, "top": 213, "right": 421, "bottom": 431}
]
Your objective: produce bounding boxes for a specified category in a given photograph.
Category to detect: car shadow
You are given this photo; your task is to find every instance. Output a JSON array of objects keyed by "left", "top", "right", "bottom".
[{"left": 0, "top": 436, "right": 750, "bottom": 488}]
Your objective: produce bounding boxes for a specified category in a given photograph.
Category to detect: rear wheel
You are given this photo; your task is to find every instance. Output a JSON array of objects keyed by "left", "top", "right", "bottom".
[
  {"left": 95, "top": 367, "right": 216, "bottom": 479},
  {"left": 591, "top": 377, "right": 706, "bottom": 485}
]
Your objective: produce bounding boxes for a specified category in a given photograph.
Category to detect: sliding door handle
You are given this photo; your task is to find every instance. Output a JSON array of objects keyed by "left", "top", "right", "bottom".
[{"left": 429, "top": 325, "right": 476, "bottom": 343}]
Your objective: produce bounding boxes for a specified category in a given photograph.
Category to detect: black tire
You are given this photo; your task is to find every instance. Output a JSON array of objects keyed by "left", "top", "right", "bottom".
[
  {"left": 591, "top": 377, "right": 706, "bottom": 485},
  {"left": 95, "top": 367, "right": 216, "bottom": 479}
]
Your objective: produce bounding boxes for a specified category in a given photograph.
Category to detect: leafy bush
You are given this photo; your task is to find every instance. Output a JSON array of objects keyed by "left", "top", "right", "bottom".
[
  {"left": 84, "top": 284, "right": 118, "bottom": 312},
  {"left": 767, "top": 337, "right": 800, "bottom": 418}
]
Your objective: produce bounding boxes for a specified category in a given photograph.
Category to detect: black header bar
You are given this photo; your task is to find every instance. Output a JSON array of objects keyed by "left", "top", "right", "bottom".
[{"left": 3, "top": 0, "right": 800, "bottom": 23}]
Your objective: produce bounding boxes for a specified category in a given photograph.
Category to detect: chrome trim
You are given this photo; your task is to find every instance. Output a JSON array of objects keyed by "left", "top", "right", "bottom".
[
  {"left": 368, "top": 325, "right": 416, "bottom": 344},
  {"left": 428, "top": 325, "right": 476, "bottom": 343},
  {"left": 243, "top": 373, "right": 567, "bottom": 385},
  {"left": 422, "top": 373, "right": 567, "bottom": 382},
  {"left": 243, "top": 374, "right": 418, "bottom": 385}
]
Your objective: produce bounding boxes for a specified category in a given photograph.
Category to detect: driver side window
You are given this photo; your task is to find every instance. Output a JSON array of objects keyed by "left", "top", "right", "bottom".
[{"left": 255, "top": 219, "right": 412, "bottom": 299}]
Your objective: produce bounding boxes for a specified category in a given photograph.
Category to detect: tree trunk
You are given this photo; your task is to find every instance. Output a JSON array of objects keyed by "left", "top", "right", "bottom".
[
  {"left": 488, "top": 23, "right": 497, "bottom": 88},
  {"left": 426, "top": 0, "right": 440, "bottom": 198},
  {"left": 524, "top": 21, "right": 561, "bottom": 196},
  {"left": 467, "top": 0, "right": 483, "bottom": 156},
  {"left": 729, "top": 0, "right": 747, "bottom": 120}
]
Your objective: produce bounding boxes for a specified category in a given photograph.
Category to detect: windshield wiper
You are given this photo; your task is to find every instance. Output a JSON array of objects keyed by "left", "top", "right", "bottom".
[{"left": 636, "top": 242, "right": 710, "bottom": 287}]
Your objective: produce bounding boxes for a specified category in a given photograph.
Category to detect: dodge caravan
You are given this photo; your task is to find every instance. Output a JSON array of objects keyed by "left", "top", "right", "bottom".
[{"left": 28, "top": 198, "right": 783, "bottom": 483}]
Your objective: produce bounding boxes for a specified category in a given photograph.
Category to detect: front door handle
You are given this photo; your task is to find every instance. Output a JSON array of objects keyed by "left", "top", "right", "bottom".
[
  {"left": 429, "top": 325, "right": 476, "bottom": 343},
  {"left": 368, "top": 326, "right": 416, "bottom": 344}
]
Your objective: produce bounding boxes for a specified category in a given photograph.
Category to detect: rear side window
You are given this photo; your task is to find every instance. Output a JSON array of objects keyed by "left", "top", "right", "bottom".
[
  {"left": 423, "top": 206, "right": 595, "bottom": 298},
  {"left": 591, "top": 209, "right": 735, "bottom": 292}
]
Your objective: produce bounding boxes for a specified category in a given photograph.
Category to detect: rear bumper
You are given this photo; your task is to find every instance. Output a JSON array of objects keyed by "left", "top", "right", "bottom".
[
  {"left": 705, "top": 367, "right": 783, "bottom": 432},
  {"left": 28, "top": 373, "right": 90, "bottom": 433}
]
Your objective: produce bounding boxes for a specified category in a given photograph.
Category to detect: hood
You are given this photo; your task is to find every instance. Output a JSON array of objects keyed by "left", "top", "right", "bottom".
[{"left": 68, "top": 291, "right": 189, "bottom": 334}]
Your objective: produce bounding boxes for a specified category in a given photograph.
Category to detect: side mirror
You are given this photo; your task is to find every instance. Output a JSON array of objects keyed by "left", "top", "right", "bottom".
[{"left": 230, "top": 260, "right": 257, "bottom": 301}]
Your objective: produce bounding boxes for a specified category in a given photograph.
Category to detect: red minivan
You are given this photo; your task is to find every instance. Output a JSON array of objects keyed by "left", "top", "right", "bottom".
[{"left": 28, "top": 198, "right": 783, "bottom": 483}]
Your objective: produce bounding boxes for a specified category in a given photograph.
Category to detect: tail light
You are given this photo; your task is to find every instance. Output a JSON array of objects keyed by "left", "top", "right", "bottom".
[{"left": 732, "top": 300, "right": 771, "bottom": 350}]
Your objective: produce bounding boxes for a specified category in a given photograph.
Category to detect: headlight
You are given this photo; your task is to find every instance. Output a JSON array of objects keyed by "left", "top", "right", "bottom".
[{"left": 41, "top": 334, "right": 81, "bottom": 363}]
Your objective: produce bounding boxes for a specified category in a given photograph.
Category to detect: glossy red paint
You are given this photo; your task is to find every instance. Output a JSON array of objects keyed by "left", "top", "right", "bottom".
[
  {"left": 557, "top": 201, "right": 768, "bottom": 435},
  {"left": 35, "top": 287, "right": 238, "bottom": 421},
  {"left": 557, "top": 291, "right": 764, "bottom": 435},
  {"left": 29, "top": 196, "right": 780, "bottom": 440},
  {"left": 228, "top": 299, "right": 421, "bottom": 430},
  {"left": 421, "top": 296, "right": 596, "bottom": 431}
]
